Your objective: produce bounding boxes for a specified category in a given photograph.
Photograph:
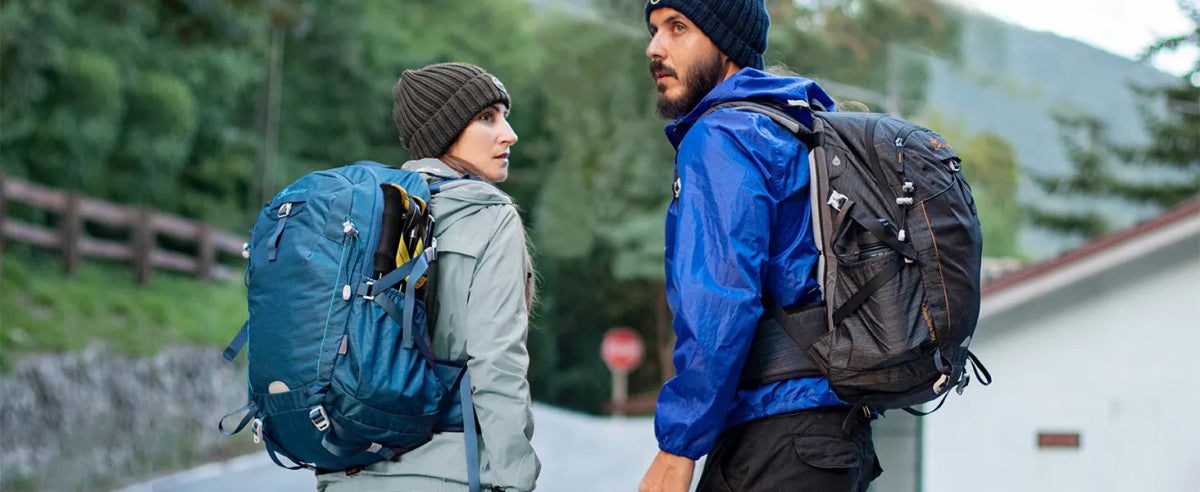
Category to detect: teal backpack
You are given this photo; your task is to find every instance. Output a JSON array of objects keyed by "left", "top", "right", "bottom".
[{"left": 219, "top": 161, "right": 481, "bottom": 491}]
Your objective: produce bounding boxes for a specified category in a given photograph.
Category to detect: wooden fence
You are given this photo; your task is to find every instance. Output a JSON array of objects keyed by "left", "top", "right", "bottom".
[{"left": 0, "top": 173, "right": 246, "bottom": 286}]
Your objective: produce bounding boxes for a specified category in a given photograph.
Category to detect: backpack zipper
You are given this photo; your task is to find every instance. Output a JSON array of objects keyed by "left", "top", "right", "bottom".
[{"left": 921, "top": 302, "right": 936, "bottom": 342}]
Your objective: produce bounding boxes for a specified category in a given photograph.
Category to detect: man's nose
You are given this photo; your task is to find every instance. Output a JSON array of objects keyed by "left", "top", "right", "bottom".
[{"left": 646, "top": 32, "right": 664, "bottom": 60}]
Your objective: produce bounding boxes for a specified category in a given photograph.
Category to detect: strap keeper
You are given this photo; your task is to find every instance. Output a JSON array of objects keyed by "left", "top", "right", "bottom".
[
  {"left": 828, "top": 191, "right": 848, "bottom": 211},
  {"left": 896, "top": 197, "right": 915, "bottom": 206},
  {"left": 358, "top": 281, "right": 375, "bottom": 300},
  {"left": 309, "top": 406, "right": 331, "bottom": 432}
]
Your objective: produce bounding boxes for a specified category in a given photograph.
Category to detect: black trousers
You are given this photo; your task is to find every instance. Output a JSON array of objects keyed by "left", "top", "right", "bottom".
[{"left": 696, "top": 406, "right": 883, "bottom": 492}]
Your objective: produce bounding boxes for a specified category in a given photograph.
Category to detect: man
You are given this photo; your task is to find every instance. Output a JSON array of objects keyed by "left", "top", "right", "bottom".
[{"left": 638, "top": 1, "right": 882, "bottom": 491}]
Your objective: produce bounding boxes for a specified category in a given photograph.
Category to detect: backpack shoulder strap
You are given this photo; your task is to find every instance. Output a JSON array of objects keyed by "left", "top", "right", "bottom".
[{"left": 705, "top": 101, "right": 807, "bottom": 135}]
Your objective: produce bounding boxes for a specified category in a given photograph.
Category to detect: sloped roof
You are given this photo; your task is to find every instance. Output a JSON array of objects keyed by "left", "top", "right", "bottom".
[{"left": 979, "top": 197, "right": 1200, "bottom": 320}]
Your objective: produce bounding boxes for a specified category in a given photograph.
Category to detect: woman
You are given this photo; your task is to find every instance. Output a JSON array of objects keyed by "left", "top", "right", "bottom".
[{"left": 318, "top": 62, "right": 540, "bottom": 492}]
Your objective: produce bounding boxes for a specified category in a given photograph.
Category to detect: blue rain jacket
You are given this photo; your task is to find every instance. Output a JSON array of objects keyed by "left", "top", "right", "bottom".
[{"left": 656, "top": 68, "right": 846, "bottom": 460}]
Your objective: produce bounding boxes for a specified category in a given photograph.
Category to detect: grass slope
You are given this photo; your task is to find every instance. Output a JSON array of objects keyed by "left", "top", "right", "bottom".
[{"left": 0, "top": 249, "right": 247, "bottom": 371}]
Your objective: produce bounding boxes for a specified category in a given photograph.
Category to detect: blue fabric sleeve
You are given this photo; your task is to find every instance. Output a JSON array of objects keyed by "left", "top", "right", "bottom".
[{"left": 654, "top": 112, "right": 778, "bottom": 460}]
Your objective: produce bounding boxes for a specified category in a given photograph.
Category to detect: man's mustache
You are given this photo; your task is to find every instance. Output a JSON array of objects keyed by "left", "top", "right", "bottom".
[{"left": 649, "top": 60, "right": 676, "bottom": 79}]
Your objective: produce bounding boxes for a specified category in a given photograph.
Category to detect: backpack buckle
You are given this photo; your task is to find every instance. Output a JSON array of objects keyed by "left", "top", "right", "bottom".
[
  {"left": 827, "top": 191, "right": 848, "bottom": 211},
  {"left": 360, "top": 281, "right": 375, "bottom": 301},
  {"left": 932, "top": 374, "right": 950, "bottom": 394},
  {"left": 251, "top": 418, "right": 263, "bottom": 444},
  {"left": 424, "top": 237, "right": 438, "bottom": 262},
  {"left": 309, "top": 406, "right": 331, "bottom": 432}
]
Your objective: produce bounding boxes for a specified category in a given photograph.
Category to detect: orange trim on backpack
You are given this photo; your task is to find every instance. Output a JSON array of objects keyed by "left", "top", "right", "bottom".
[
  {"left": 921, "top": 303, "right": 936, "bottom": 342},
  {"left": 921, "top": 201, "right": 952, "bottom": 333}
]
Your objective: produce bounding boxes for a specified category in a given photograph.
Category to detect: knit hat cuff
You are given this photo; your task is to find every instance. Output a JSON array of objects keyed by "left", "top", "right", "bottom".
[
  {"left": 645, "top": 0, "right": 766, "bottom": 70},
  {"left": 404, "top": 74, "right": 510, "bottom": 159}
]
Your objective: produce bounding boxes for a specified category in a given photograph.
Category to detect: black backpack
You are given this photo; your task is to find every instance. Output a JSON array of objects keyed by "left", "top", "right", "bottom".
[{"left": 717, "top": 100, "right": 992, "bottom": 418}]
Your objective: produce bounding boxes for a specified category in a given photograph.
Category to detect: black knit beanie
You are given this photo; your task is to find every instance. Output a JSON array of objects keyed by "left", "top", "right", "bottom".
[
  {"left": 393, "top": 62, "right": 511, "bottom": 160},
  {"left": 644, "top": 0, "right": 769, "bottom": 70}
]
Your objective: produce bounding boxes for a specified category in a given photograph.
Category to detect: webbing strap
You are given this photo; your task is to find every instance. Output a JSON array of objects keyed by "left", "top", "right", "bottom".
[
  {"left": 429, "top": 176, "right": 466, "bottom": 193},
  {"left": 460, "top": 370, "right": 481, "bottom": 492},
  {"left": 222, "top": 321, "right": 249, "bottom": 362},
  {"left": 968, "top": 351, "right": 993, "bottom": 385},
  {"left": 401, "top": 255, "right": 429, "bottom": 350},
  {"left": 371, "top": 253, "right": 426, "bottom": 294},
  {"left": 320, "top": 418, "right": 364, "bottom": 458},
  {"left": 842, "top": 198, "right": 916, "bottom": 260},
  {"left": 263, "top": 433, "right": 306, "bottom": 470},
  {"left": 217, "top": 402, "right": 256, "bottom": 436},
  {"left": 372, "top": 293, "right": 437, "bottom": 369},
  {"left": 266, "top": 214, "right": 288, "bottom": 261},
  {"left": 831, "top": 255, "right": 905, "bottom": 326},
  {"left": 707, "top": 102, "right": 804, "bottom": 134},
  {"left": 902, "top": 391, "right": 951, "bottom": 417}
]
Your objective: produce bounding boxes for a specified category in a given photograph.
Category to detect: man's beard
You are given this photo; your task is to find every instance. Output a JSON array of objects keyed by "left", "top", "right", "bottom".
[{"left": 653, "top": 52, "right": 725, "bottom": 120}]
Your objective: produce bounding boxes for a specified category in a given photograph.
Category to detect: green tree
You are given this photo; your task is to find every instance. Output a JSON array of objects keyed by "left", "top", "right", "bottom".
[
  {"left": 767, "top": 0, "right": 963, "bottom": 116},
  {"left": 526, "top": 12, "right": 676, "bottom": 411},
  {"left": 1, "top": 0, "right": 268, "bottom": 229},
  {"left": 1029, "top": 5, "right": 1198, "bottom": 239}
]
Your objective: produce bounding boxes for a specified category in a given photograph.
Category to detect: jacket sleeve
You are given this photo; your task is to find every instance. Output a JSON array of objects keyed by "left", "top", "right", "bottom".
[
  {"left": 464, "top": 205, "right": 540, "bottom": 492},
  {"left": 655, "top": 113, "right": 776, "bottom": 460}
]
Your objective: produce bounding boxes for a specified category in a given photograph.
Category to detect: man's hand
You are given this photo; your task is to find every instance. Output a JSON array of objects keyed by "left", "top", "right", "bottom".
[{"left": 638, "top": 450, "right": 696, "bottom": 492}]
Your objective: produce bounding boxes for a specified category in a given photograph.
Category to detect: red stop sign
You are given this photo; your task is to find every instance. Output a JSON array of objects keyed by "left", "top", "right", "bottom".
[{"left": 601, "top": 327, "right": 644, "bottom": 372}]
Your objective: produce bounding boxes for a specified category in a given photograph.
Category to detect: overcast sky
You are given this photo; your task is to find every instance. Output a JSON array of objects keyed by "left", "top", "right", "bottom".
[{"left": 949, "top": 0, "right": 1196, "bottom": 76}]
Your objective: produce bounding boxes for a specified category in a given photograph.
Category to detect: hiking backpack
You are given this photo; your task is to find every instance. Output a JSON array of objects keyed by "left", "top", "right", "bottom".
[
  {"left": 218, "top": 161, "right": 483, "bottom": 490},
  {"left": 722, "top": 101, "right": 992, "bottom": 417}
]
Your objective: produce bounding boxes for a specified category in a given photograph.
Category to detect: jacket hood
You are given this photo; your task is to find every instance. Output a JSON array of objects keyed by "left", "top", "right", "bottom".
[
  {"left": 401, "top": 158, "right": 514, "bottom": 231},
  {"left": 664, "top": 68, "right": 836, "bottom": 148}
]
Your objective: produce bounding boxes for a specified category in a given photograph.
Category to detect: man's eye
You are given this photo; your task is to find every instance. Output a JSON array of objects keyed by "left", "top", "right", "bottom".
[{"left": 673, "top": 23, "right": 685, "bottom": 33}]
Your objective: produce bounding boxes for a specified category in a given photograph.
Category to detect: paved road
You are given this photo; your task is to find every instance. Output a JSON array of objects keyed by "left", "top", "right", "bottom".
[{"left": 115, "top": 404, "right": 699, "bottom": 491}]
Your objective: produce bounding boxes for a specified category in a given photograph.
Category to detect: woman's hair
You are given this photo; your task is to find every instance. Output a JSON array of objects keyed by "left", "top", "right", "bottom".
[{"left": 439, "top": 155, "right": 486, "bottom": 181}]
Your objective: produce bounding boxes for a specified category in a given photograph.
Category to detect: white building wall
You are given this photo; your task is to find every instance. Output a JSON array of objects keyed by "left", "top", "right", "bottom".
[{"left": 922, "top": 241, "right": 1200, "bottom": 492}]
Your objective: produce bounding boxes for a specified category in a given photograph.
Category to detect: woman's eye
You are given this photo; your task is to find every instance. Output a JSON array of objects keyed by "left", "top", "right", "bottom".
[{"left": 480, "top": 113, "right": 493, "bottom": 123}]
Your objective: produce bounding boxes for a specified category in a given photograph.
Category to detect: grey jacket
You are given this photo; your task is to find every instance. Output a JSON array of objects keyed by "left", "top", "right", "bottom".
[{"left": 318, "top": 159, "right": 539, "bottom": 491}]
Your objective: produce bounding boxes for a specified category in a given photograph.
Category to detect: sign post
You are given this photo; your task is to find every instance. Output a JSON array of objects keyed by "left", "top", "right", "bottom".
[{"left": 601, "top": 327, "right": 644, "bottom": 416}]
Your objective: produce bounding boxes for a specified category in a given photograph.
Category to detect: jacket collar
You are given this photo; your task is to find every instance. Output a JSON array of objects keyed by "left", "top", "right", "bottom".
[
  {"left": 663, "top": 67, "right": 836, "bottom": 149},
  {"left": 401, "top": 157, "right": 465, "bottom": 182}
]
